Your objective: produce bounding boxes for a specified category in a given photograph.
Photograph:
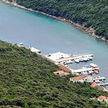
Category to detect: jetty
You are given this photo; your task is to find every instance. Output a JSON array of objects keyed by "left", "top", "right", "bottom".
[
  {"left": 17, "top": 42, "right": 108, "bottom": 91},
  {"left": 71, "top": 63, "right": 99, "bottom": 75},
  {"left": 45, "top": 52, "right": 93, "bottom": 65},
  {"left": 98, "top": 83, "right": 108, "bottom": 87},
  {"left": 93, "top": 76, "right": 106, "bottom": 83}
]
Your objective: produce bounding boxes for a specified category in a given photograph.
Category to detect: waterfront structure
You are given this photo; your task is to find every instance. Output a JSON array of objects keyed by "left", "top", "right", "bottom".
[
  {"left": 45, "top": 52, "right": 70, "bottom": 61},
  {"left": 91, "top": 83, "right": 108, "bottom": 92},
  {"left": 17, "top": 42, "right": 108, "bottom": 91},
  {"left": 98, "top": 83, "right": 108, "bottom": 87},
  {"left": 18, "top": 43, "right": 41, "bottom": 54},
  {"left": 98, "top": 96, "right": 108, "bottom": 104},
  {"left": 70, "top": 74, "right": 93, "bottom": 83},
  {"left": 59, "top": 65, "right": 71, "bottom": 72},
  {"left": 53, "top": 70, "right": 70, "bottom": 76},
  {"left": 90, "top": 83, "right": 97, "bottom": 88},
  {"left": 30, "top": 47, "right": 41, "bottom": 54},
  {"left": 93, "top": 76, "right": 106, "bottom": 83},
  {"left": 71, "top": 66, "right": 99, "bottom": 75},
  {"left": 45, "top": 52, "right": 93, "bottom": 65},
  {"left": 18, "top": 42, "right": 25, "bottom": 48}
]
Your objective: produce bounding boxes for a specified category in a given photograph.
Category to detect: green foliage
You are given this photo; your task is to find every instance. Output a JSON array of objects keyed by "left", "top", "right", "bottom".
[
  {"left": 0, "top": 40, "right": 108, "bottom": 107},
  {"left": 10, "top": 0, "right": 108, "bottom": 39}
]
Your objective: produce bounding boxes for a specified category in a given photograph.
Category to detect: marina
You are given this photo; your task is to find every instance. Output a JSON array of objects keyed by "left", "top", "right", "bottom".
[
  {"left": 71, "top": 64, "right": 99, "bottom": 75},
  {"left": 0, "top": 2, "right": 108, "bottom": 90},
  {"left": 0, "top": 1, "right": 108, "bottom": 107},
  {"left": 18, "top": 42, "right": 108, "bottom": 90},
  {"left": 45, "top": 52, "right": 93, "bottom": 65}
]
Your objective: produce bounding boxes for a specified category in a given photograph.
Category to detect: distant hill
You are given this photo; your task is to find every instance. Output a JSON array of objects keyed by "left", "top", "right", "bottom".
[
  {"left": 8, "top": 0, "right": 108, "bottom": 40},
  {"left": 0, "top": 40, "right": 108, "bottom": 107}
]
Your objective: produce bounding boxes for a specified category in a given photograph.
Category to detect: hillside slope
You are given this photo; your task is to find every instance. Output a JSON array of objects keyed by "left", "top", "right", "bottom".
[
  {"left": 8, "top": 0, "right": 108, "bottom": 40},
  {"left": 0, "top": 41, "right": 108, "bottom": 108}
]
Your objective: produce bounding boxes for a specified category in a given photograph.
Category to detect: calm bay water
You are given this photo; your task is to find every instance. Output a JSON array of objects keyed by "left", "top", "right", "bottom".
[{"left": 0, "top": 2, "right": 108, "bottom": 81}]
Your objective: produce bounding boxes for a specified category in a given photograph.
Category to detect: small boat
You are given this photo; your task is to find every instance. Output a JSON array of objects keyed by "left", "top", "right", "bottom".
[
  {"left": 93, "top": 69, "right": 99, "bottom": 74},
  {"left": 88, "top": 70, "right": 93, "bottom": 75},
  {"left": 79, "top": 58, "right": 84, "bottom": 62},
  {"left": 90, "top": 63, "right": 98, "bottom": 68},
  {"left": 74, "top": 59, "right": 80, "bottom": 63},
  {"left": 65, "top": 60, "right": 73, "bottom": 64},
  {"left": 83, "top": 57, "right": 88, "bottom": 62},
  {"left": 88, "top": 56, "right": 93, "bottom": 60},
  {"left": 94, "top": 76, "right": 106, "bottom": 83}
]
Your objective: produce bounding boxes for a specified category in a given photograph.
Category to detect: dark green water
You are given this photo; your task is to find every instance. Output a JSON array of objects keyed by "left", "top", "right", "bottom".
[{"left": 0, "top": 2, "right": 108, "bottom": 81}]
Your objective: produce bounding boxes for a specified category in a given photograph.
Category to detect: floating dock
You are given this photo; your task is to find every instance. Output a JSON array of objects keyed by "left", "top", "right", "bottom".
[
  {"left": 71, "top": 63, "right": 99, "bottom": 75},
  {"left": 18, "top": 43, "right": 108, "bottom": 91},
  {"left": 93, "top": 76, "right": 106, "bottom": 83},
  {"left": 45, "top": 52, "right": 93, "bottom": 65},
  {"left": 97, "top": 83, "right": 108, "bottom": 87}
]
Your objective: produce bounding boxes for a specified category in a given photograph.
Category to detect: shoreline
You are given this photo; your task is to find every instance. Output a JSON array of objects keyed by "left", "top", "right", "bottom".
[
  {"left": 0, "top": 1, "right": 108, "bottom": 92},
  {"left": 1, "top": 0, "right": 108, "bottom": 43}
]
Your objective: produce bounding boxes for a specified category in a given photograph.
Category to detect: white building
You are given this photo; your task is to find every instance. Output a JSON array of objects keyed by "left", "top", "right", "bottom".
[
  {"left": 30, "top": 47, "right": 41, "bottom": 54},
  {"left": 45, "top": 52, "right": 70, "bottom": 62},
  {"left": 70, "top": 74, "right": 93, "bottom": 83},
  {"left": 98, "top": 96, "right": 108, "bottom": 104},
  {"left": 18, "top": 42, "right": 25, "bottom": 48}
]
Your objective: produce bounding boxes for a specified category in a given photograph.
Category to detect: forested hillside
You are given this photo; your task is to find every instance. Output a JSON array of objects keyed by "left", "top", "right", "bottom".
[
  {"left": 8, "top": 0, "right": 108, "bottom": 39},
  {"left": 0, "top": 41, "right": 108, "bottom": 108}
]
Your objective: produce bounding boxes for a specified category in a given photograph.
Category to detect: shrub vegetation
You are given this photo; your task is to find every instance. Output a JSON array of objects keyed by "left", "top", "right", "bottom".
[{"left": 0, "top": 40, "right": 108, "bottom": 107}]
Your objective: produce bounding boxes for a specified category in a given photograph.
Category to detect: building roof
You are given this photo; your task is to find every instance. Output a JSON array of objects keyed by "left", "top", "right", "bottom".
[
  {"left": 91, "top": 84, "right": 107, "bottom": 91},
  {"left": 30, "top": 47, "right": 41, "bottom": 53},
  {"left": 59, "top": 65, "right": 71, "bottom": 72},
  {"left": 19, "top": 42, "right": 23, "bottom": 45},
  {"left": 46, "top": 52, "right": 70, "bottom": 61},
  {"left": 53, "top": 70, "right": 69, "bottom": 76},
  {"left": 71, "top": 74, "right": 90, "bottom": 81},
  {"left": 90, "top": 83, "right": 97, "bottom": 88},
  {"left": 93, "top": 70, "right": 99, "bottom": 74},
  {"left": 98, "top": 96, "right": 108, "bottom": 100}
]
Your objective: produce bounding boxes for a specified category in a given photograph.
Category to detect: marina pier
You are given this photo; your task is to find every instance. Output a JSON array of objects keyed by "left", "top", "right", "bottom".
[
  {"left": 98, "top": 83, "right": 108, "bottom": 87},
  {"left": 45, "top": 52, "right": 93, "bottom": 65},
  {"left": 18, "top": 43, "right": 108, "bottom": 91}
]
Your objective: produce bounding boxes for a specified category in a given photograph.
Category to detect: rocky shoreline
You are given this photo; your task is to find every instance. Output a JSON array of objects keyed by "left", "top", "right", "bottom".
[{"left": 1, "top": 0, "right": 108, "bottom": 43}]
